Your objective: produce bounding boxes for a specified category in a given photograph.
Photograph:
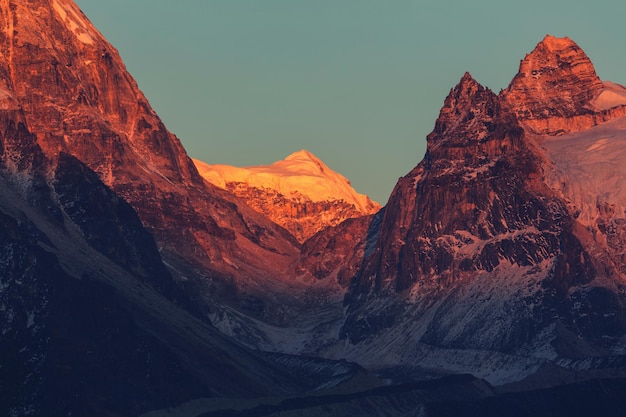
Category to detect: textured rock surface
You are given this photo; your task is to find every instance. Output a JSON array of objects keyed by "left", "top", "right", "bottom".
[
  {"left": 337, "top": 38, "right": 626, "bottom": 376},
  {"left": 194, "top": 150, "right": 380, "bottom": 243},
  {"left": 0, "top": 0, "right": 303, "bottom": 321},
  {"left": 501, "top": 35, "right": 626, "bottom": 135}
]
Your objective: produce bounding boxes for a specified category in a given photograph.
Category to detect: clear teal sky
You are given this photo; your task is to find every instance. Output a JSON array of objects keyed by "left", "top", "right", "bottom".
[{"left": 74, "top": 0, "right": 625, "bottom": 204}]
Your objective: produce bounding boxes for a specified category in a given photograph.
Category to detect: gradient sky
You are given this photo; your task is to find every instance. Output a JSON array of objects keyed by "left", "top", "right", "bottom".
[{"left": 74, "top": 0, "right": 625, "bottom": 204}]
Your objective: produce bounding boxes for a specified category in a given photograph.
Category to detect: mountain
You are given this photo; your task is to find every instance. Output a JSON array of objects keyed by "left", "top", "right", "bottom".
[
  {"left": 501, "top": 35, "right": 626, "bottom": 135},
  {"left": 0, "top": 0, "right": 309, "bottom": 323},
  {"left": 0, "top": 107, "right": 313, "bottom": 415},
  {"left": 0, "top": 1, "right": 361, "bottom": 415},
  {"left": 4, "top": 2, "right": 626, "bottom": 413},
  {"left": 330, "top": 35, "right": 626, "bottom": 384},
  {"left": 194, "top": 150, "right": 380, "bottom": 242}
]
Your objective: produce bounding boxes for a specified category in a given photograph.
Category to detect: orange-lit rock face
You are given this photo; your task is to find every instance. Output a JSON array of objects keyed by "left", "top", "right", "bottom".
[
  {"left": 194, "top": 151, "right": 380, "bottom": 243},
  {"left": 501, "top": 35, "right": 626, "bottom": 135},
  {"left": 0, "top": 0, "right": 301, "bottom": 317}
]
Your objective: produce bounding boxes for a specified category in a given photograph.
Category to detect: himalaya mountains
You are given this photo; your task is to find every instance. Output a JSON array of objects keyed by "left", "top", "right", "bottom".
[{"left": 2, "top": 0, "right": 626, "bottom": 416}]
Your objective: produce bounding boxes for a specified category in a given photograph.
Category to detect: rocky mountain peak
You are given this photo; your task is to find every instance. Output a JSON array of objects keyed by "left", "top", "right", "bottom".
[
  {"left": 0, "top": 0, "right": 305, "bottom": 323},
  {"left": 499, "top": 35, "right": 624, "bottom": 134},
  {"left": 340, "top": 35, "right": 626, "bottom": 373},
  {"left": 509, "top": 34, "right": 602, "bottom": 98},
  {"left": 428, "top": 72, "right": 504, "bottom": 149}
]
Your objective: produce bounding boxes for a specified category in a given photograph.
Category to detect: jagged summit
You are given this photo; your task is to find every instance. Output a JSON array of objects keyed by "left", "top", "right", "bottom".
[
  {"left": 429, "top": 72, "right": 501, "bottom": 146},
  {"left": 335, "top": 34, "right": 626, "bottom": 382},
  {"left": 501, "top": 34, "right": 626, "bottom": 134},
  {"left": 194, "top": 151, "right": 380, "bottom": 242}
]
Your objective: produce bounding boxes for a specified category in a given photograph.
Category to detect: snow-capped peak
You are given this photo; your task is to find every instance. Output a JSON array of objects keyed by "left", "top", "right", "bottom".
[
  {"left": 193, "top": 150, "right": 379, "bottom": 212},
  {"left": 193, "top": 151, "right": 380, "bottom": 242}
]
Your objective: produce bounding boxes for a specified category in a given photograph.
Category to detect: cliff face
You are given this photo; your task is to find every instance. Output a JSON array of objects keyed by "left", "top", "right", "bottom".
[
  {"left": 194, "top": 150, "right": 380, "bottom": 243},
  {"left": 501, "top": 35, "right": 626, "bottom": 135},
  {"left": 338, "top": 36, "right": 626, "bottom": 374},
  {"left": 0, "top": 0, "right": 302, "bottom": 319}
]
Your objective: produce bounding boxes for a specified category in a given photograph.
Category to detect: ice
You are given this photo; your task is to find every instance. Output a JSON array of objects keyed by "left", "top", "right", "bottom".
[
  {"left": 542, "top": 115, "right": 626, "bottom": 226},
  {"left": 590, "top": 81, "right": 626, "bottom": 111}
]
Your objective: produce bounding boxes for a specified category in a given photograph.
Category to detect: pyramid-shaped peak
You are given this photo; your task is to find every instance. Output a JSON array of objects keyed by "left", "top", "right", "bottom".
[
  {"left": 458, "top": 71, "right": 479, "bottom": 85},
  {"left": 501, "top": 35, "right": 603, "bottom": 131},
  {"left": 514, "top": 34, "right": 599, "bottom": 82},
  {"left": 450, "top": 72, "right": 488, "bottom": 100},
  {"left": 427, "top": 71, "right": 498, "bottom": 143}
]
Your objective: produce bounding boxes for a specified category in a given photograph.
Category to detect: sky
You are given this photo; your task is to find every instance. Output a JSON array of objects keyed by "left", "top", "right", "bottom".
[{"left": 74, "top": 0, "right": 626, "bottom": 205}]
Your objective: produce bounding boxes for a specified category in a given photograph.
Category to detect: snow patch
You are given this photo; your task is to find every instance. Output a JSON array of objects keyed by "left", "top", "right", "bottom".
[
  {"left": 52, "top": 0, "right": 95, "bottom": 45},
  {"left": 590, "top": 81, "right": 626, "bottom": 111},
  {"left": 543, "top": 115, "right": 626, "bottom": 226}
]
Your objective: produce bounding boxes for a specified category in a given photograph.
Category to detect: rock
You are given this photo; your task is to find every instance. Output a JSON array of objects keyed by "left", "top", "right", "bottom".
[
  {"left": 501, "top": 35, "right": 626, "bottom": 135},
  {"left": 0, "top": 0, "right": 302, "bottom": 320},
  {"left": 339, "top": 39, "right": 626, "bottom": 369}
]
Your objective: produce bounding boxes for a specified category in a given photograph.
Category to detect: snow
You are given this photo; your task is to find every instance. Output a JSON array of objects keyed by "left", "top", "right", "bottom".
[
  {"left": 543, "top": 115, "right": 626, "bottom": 226},
  {"left": 590, "top": 81, "right": 626, "bottom": 111},
  {"left": 193, "top": 150, "right": 379, "bottom": 211},
  {"left": 52, "top": 0, "right": 95, "bottom": 45}
]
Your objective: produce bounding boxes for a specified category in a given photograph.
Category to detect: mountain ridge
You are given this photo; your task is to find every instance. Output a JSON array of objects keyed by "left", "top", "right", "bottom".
[
  {"left": 0, "top": 0, "right": 310, "bottom": 325},
  {"left": 194, "top": 150, "right": 380, "bottom": 242},
  {"left": 331, "top": 36, "right": 626, "bottom": 380},
  {"left": 4, "top": 5, "right": 626, "bottom": 414}
]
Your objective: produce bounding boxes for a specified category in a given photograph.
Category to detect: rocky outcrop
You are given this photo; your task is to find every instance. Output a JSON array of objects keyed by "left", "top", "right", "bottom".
[
  {"left": 293, "top": 212, "right": 381, "bottom": 287},
  {"left": 194, "top": 150, "right": 380, "bottom": 243},
  {"left": 501, "top": 35, "right": 626, "bottom": 135}
]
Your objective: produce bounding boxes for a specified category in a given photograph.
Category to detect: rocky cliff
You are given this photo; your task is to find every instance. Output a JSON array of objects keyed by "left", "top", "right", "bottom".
[
  {"left": 501, "top": 35, "right": 626, "bottom": 135},
  {"left": 335, "top": 36, "right": 626, "bottom": 382},
  {"left": 194, "top": 150, "right": 380, "bottom": 243},
  {"left": 0, "top": 0, "right": 304, "bottom": 321}
]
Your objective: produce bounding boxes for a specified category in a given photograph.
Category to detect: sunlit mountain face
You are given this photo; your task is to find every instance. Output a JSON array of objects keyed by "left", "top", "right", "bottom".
[
  {"left": 0, "top": 0, "right": 310, "bottom": 323},
  {"left": 2, "top": 1, "right": 626, "bottom": 415},
  {"left": 194, "top": 149, "right": 380, "bottom": 243}
]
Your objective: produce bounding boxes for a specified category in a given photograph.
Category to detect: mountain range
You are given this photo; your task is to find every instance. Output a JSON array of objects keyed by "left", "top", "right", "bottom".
[{"left": 2, "top": 1, "right": 626, "bottom": 416}]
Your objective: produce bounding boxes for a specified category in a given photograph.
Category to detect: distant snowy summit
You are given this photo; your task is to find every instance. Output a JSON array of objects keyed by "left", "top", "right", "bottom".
[{"left": 194, "top": 150, "right": 381, "bottom": 242}]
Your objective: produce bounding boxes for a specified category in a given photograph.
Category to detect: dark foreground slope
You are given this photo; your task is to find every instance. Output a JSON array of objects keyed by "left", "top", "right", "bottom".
[{"left": 0, "top": 91, "right": 306, "bottom": 416}]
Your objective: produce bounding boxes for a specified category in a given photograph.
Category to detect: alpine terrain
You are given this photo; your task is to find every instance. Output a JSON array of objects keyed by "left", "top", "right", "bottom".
[
  {"left": 338, "top": 35, "right": 626, "bottom": 385},
  {"left": 194, "top": 150, "right": 380, "bottom": 243},
  {"left": 2, "top": 0, "right": 626, "bottom": 415}
]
